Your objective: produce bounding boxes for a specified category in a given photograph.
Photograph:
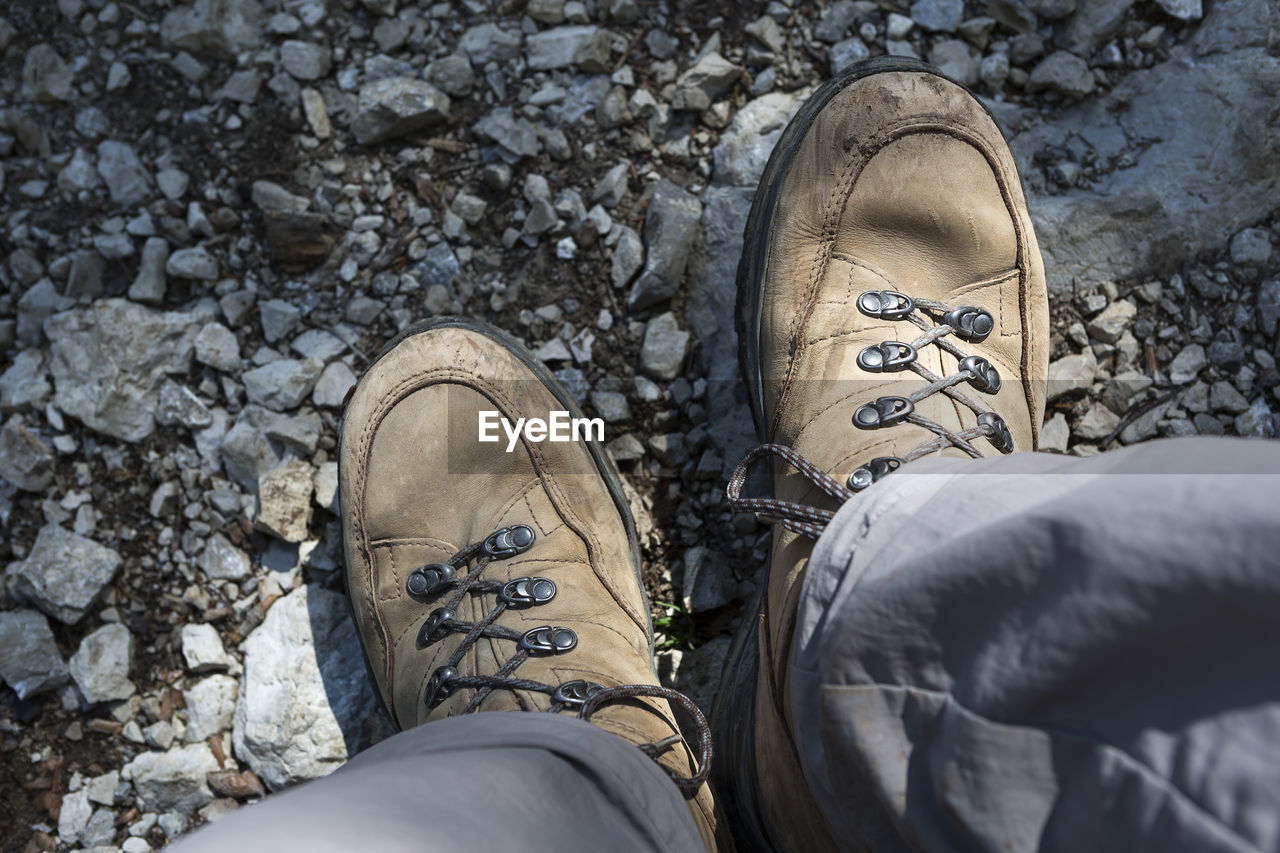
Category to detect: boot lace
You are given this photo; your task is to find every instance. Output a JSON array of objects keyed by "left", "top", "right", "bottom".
[
  {"left": 729, "top": 290, "right": 1016, "bottom": 538},
  {"left": 405, "top": 525, "right": 711, "bottom": 798}
]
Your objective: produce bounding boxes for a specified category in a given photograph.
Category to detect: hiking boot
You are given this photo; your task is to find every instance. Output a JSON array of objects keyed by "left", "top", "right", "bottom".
[
  {"left": 714, "top": 57, "right": 1049, "bottom": 851},
  {"left": 340, "top": 318, "right": 715, "bottom": 849}
]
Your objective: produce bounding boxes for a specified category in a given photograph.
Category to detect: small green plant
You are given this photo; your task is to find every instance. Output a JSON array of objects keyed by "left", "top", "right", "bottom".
[{"left": 652, "top": 600, "right": 696, "bottom": 651}]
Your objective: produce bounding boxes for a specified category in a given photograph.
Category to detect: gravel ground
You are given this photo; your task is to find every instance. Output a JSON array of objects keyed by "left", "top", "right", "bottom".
[{"left": 2, "top": 0, "right": 1279, "bottom": 849}]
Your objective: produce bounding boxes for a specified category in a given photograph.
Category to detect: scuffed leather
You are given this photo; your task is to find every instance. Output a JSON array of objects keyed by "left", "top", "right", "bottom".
[
  {"left": 749, "top": 69, "right": 1050, "bottom": 853},
  {"left": 339, "top": 325, "right": 716, "bottom": 848}
]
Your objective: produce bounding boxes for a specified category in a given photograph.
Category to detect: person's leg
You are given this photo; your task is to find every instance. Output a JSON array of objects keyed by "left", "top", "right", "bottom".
[
  {"left": 791, "top": 436, "right": 1280, "bottom": 853},
  {"left": 175, "top": 712, "right": 703, "bottom": 853}
]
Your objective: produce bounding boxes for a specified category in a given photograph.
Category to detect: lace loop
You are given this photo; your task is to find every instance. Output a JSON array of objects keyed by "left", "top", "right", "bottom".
[
  {"left": 730, "top": 293, "right": 1017, "bottom": 540},
  {"left": 409, "top": 528, "right": 710, "bottom": 799}
]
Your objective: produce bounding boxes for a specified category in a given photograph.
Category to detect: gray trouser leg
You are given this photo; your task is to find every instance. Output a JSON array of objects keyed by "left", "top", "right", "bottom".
[
  {"left": 792, "top": 437, "right": 1280, "bottom": 853},
  {"left": 175, "top": 712, "right": 703, "bottom": 853}
]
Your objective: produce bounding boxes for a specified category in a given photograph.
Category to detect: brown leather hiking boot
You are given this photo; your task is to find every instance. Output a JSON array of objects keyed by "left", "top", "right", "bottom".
[
  {"left": 339, "top": 318, "right": 715, "bottom": 849},
  {"left": 713, "top": 57, "right": 1049, "bottom": 851}
]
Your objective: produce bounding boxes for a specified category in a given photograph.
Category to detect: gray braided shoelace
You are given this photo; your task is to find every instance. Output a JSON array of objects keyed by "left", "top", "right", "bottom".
[
  {"left": 405, "top": 525, "right": 711, "bottom": 799},
  {"left": 728, "top": 289, "right": 1017, "bottom": 539}
]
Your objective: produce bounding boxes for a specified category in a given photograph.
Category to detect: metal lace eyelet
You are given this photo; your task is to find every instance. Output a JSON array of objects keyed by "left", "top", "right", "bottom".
[
  {"left": 483, "top": 524, "right": 536, "bottom": 559},
  {"left": 852, "top": 396, "right": 914, "bottom": 429},
  {"left": 846, "top": 456, "right": 902, "bottom": 491},
  {"left": 406, "top": 563, "right": 455, "bottom": 598},
  {"left": 856, "top": 341, "right": 917, "bottom": 373},
  {"left": 958, "top": 355, "right": 1001, "bottom": 394},
  {"left": 499, "top": 577, "right": 557, "bottom": 607},
  {"left": 942, "top": 306, "right": 994, "bottom": 342},
  {"left": 856, "top": 290, "right": 915, "bottom": 320},
  {"left": 552, "top": 679, "right": 604, "bottom": 708},
  {"left": 978, "top": 412, "right": 1015, "bottom": 453},
  {"left": 424, "top": 665, "right": 458, "bottom": 708},
  {"left": 519, "top": 626, "right": 578, "bottom": 655},
  {"left": 418, "top": 606, "right": 456, "bottom": 646}
]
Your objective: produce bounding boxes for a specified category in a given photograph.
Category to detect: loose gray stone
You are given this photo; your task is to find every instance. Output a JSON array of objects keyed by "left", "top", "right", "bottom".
[
  {"left": 291, "top": 329, "right": 347, "bottom": 362},
  {"left": 1230, "top": 227, "right": 1272, "bottom": 265},
  {"left": 910, "top": 0, "right": 964, "bottom": 32},
  {"left": 195, "top": 322, "right": 240, "bottom": 372},
  {"left": 459, "top": 23, "right": 523, "bottom": 64},
  {"left": 1120, "top": 399, "right": 1174, "bottom": 444},
  {"left": 1085, "top": 299, "right": 1136, "bottom": 344},
  {"left": 1258, "top": 279, "right": 1280, "bottom": 336},
  {"left": 526, "top": 25, "right": 603, "bottom": 70},
  {"left": 24, "top": 44, "right": 75, "bottom": 103},
  {"left": 1209, "top": 380, "right": 1251, "bottom": 414},
  {"left": 85, "top": 770, "right": 120, "bottom": 806},
  {"left": 814, "top": 0, "right": 857, "bottom": 42},
  {"left": 1235, "top": 399, "right": 1276, "bottom": 438},
  {"left": 0, "top": 416, "right": 55, "bottom": 491},
  {"left": 1046, "top": 348, "right": 1098, "bottom": 401},
  {"left": 828, "top": 37, "right": 870, "bottom": 73},
  {"left": 640, "top": 312, "right": 690, "bottom": 380},
  {"left": 200, "top": 532, "right": 251, "bottom": 580},
  {"left": 1075, "top": 403, "right": 1121, "bottom": 440},
  {"left": 258, "top": 299, "right": 301, "bottom": 343},
  {"left": 712, "top": 89, "right": 806, "bottom": 188},
  {"left": 184, "top": 674, "right": 238, "bottom": 742},
  {"left": 1169, "top": 344, "right": 1207, "bottom": 383},
  {"left": 0, "top": 349, "right": 50, "bottom": 412},
  {"left": 1040, "top": 412, "right": 1070, "bottom": 452},
  {"left": 58, "top": 789, "right": 92, "bottom": 845},
  {"left": 166, "top": 247, "right": 219, "bottom": 280},
  {"left": 1027, "top": 51, "right": 1095, "bottom": 98},
  {"left": 255, "top": 457, "right": 314, "bottom": 542},
  {"left": 628, "top": 180, "right": 702, "bottom": 309},
  {"left": 233, "top": 585, "right": 382, "bottom": 789},
  {"left": 354, "top": 77, "right": 451, "bottom": 145},
  {"left": 155, "top": 379, "right": 213, "bottom": 429},
  {"left": 590, "top": 391, "right": 631, "bottom": 423},
  {"left": 242, "top": 358, "right": 323, "bottom": 411},
  {"left": 181, "top": 623, "right": 235, "bottom": 673},
  {"left": 592, "top": 161, "right": 630, "bottom": 208},
  {"left": 10, "top": 524, "right": 122, "bottom": 624},
  {"left": 312, "top": 362, "right": 356, "bottom": 408},
  {"left": 128, "top": 237, "right": 170, "bottom": 304},
  {"left": 45, "top": 299, "right": 201, "bottom": 442},
  {"left": 681, "top": 546, "right": 744, "bottom": 613},
  {"left": 161, "top": 0, "right": 262, "bottom": 57},
  {"left": 426, "top": 55, "right": 474, "bottom": 96},
  {"left": 928, "top": 39, "right": 979, "bottom": 87},
  {"left": 611, "top": 226, "right": 644, "bottom": 289},
  {"left": 473, "top": 106, "right": 541, "bottom": 161},
  {"left": 279, "top": 40, "right": 330, "bottom": 81},
  {"left": 671, "top": 52, "right": 742, "bottom": 112},
  {"left": 1156, "top": 0, "right": 1202, "bottom": 20},
  {"left": 0, "top": 610, "right": 69, "bottom": 700},
  {"left": 97, "top": 140, "right": 151, "bottom": 207},
  {"left": 69, "top": 622, "right": 135, "bottom": 703},
  {"left": 122, "top": 743, "right": 219, "bottom": 815}
]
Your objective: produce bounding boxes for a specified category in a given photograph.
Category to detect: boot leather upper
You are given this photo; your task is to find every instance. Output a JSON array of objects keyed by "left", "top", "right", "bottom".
[
  {"left": 748, "top": 69, "right": 1049, "bottom": 852},
  {"left": 340, "top": 325, "right": 714, "bottom": 846}
]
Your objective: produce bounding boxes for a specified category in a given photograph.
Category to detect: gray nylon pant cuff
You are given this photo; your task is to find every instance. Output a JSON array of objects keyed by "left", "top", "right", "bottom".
[
  {"left": 792, "top": 436, "right": 1280, "bottom": 853},
  {"left": 174, "top": 711, "right": 704, "bottom": 853}
]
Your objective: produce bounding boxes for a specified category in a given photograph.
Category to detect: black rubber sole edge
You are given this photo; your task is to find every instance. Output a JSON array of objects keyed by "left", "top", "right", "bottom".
[
  {"left": 716, "top": 56, "right": 961, "bottom": 853},
  {"left": 337, "top": 317, "right": 656, "bottom": 731}
]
